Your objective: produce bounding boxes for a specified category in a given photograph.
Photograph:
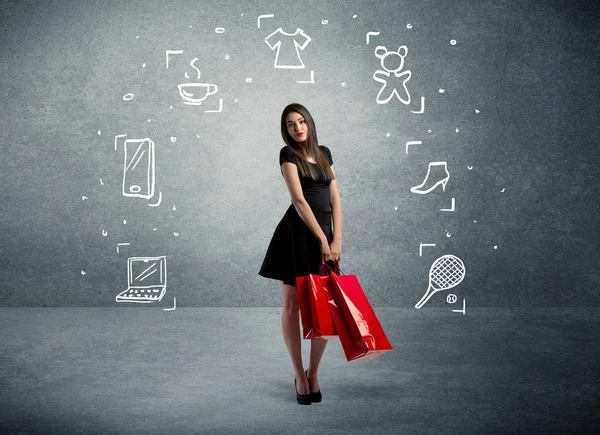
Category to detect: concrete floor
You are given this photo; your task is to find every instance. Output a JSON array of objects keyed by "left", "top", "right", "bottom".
[{"left": 0, "top": 307, "right": 598, "bottom": 434}]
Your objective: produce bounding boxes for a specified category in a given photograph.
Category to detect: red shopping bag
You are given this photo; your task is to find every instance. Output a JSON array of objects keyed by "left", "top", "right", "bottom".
[
  {"left": 323, "top": 262, "right": 393, "bottom": 361},
  {"left": 296, "top": 267, "right": 338, "bottom": 339}
]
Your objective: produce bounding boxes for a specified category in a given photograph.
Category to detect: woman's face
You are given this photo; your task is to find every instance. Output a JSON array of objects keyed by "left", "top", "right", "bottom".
[{"left": 286, "top": 112, "right": 308, "bottom": 143}]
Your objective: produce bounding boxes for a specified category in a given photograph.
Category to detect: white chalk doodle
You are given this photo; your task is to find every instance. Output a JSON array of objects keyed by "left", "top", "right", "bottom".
[
  {"left": 341, "top": 82, "right": 347, "bottom": 87},
  {"left": 173, "top": 206, "right": 176, "bottom": 211},
  {"left": 257, "top": 14, "right": 274, "bottom": 29},
  {"left": 102, "top": 229, "right": 107, "bottom": 236},
  {"left": 439, "top": 89, "right": 445, "bottom": 93},
  {"left": 353, "top": 15, "right": 357, "bottom": 18},
  {"left": 296, "top": 70, "right": 315, "bottom": 84},
  {"left": 456, "top": 128, "right": 460, "bottom": 133},
  {"left": 148, "top": 190, "right": 162, "bottom": 207},
  {"left": 494, "top": 246, "right": 498, "bottom": 249},
  {"left": 447, "top": 294, "right": 457, "bottom": 304},
  {"left": 265, "top": 28, "right": 311, "bottom": 69},
  {"left": 410, "top": 96, "right": 425, "bottom": 114},
  {"left": 419, "top": 243, "right": 436, "bottom": 257},
  {"left": 467, "top": 166, "right": 473, "bottom": 170},
  {"left": 410, "top": 162, "right": 449, "bottom": 194},
  {"left": 166, "top": 50, "right": 183, "bottom": 68},
  {"left": 205, "top": 98, "right": 223, "bottom": 113},
  {"left": 178, "top": 58, "right": 219, "bottom": 106},
  {"left": 116, "top": 243, "right": 130, "bottom": 254},
  {"left": 114, "top": 135, "right": 156, "bottom": 199},
  {"left": 405, "top": 140, "right": 422, "bottom": 154},
  {"left": 373, "top": 46, "right": 411, "bottom": 105},
  {"left": 415, "top": 254, "right": 466, "bottom": 309},
  {"left": 452, "top": 298, "right": 466, "bottom": 314},
  {"left": 246, "top": 78, "right": 252, "bottom": 83},
  {"left": 170, "top": 137, "right": 177, "bottom": 143},
  {"left": 123, "top": 93, "right": 134, "bottom": 101},
  {"left": 82, "top": 196, "right": 88, "bottom": 201},
  {"left": 394, "top": 206, "right": 398, "bottom": 211},
  {"left": 321, "top": 19, "right": 328, "bottom": 25},
  {"left": 386, "top": 133, "right": 390, "bottom": 137},
  {"left": 174, "top": 232, "right": 179, "bottom": 237},
  {"left": 441, "top": 198, "right": 455, "bottom": 212},
  {"left": 116, "top": 256, "right": 167, "bottom": 303},
  {"left": 100, "top": 178, "right": 103, "bottom": 185},
  {"left": 81, "top": 271, "right": 86, "bottom": 275},
  {"left": 407, "top": 23, "right": 412, "bottom": 29},
  {"left": 225, "top": 53, "right": 230, "bottom": 59},
  {"left": 142, "top": 63, "right": 146, "bottom": 68},
  {"left": 446, "top": 231, "right": 451, "bottom": 237},
  {"left": 366, "top": 31, "right": 380, "bottom": 44},
  {"left": 475, "top": 109, "right": 480, "bottom": 113},
  {"left": 164, "top": 297, "right": 177, "bottom": 311},
  {"left": 97, "top": 130, "right": 101, "bottom": 135},
  {"left": 450, "top": 39, "right": 457, "bottom": 45},
  {"left": 123, "top": 220, "right": 127, "bottom": 224},
  {"left": 501, "top": 188, "right": 505, "bottom": 192},
  {"left": 215, "top": 27, "right": 225, "bottom": 33}
]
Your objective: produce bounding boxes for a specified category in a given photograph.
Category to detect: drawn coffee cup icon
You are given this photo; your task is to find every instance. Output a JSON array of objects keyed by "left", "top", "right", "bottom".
[{"left": 178, "top": 83, "right": 218, "bottom": 105}]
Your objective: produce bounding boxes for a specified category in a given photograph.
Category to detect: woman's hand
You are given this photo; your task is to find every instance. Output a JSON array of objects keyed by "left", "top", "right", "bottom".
[
  {"left": 328, "top": 238, "right": 342, "bottom": 262},
  {"left": 319, "top": 238, "right": 332, "bottom": 263}
]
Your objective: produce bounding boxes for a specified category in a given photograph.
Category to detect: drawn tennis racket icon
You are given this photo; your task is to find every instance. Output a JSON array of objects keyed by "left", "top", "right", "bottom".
[{"left": 415, "top": 254, "right": 466, "bottom": 309}]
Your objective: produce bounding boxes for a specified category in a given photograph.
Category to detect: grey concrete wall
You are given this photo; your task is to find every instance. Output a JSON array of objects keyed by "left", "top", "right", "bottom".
[{"left": 1, "top": 0, "right": 598, "bottom": 306}]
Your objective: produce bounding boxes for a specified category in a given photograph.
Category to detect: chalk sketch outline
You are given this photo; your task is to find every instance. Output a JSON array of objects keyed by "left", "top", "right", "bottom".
[
  {"left": 166, "top": 50, "right": 183, "bottom": 68},
  {"left": 205, "top": 98, "right": 223, "bottom": 113},
  {"left": 164, "top": 297, "right": 177, "bottom": 311},
  {"left": 178, "top": 58, "right": 219, "bottom": 106},
  {"left": 148, "top": 191, "right": 163, "bottom": 207},
  {"left": 405, "top": 140, "right": 422, "bottom": 154},
  {"left": 116, "top": 256, "right": 168, "bottom": 303},
  {"left": 452, "top": 298, "right": 466, "bottom": 314},
  {"left": 257, "top": 14, "right": 274, "bottom": 29},
  {"left": 366, "top": 31, "right": 380, "bottom": 44},
  {"left": 415, "top": 254, "right": 466, "bottom": 309},
  {"left": 296, "top": 70, "right": 315, "bottom": 83},
  {"left": 410, "top": 161, "right": 449, "bottom": 194},
  {"left": 373, "top": 45, "right": 411, "bottom": 105},
  {"left": 116, "top": 243, "right": 130, "bottom": 254},
  {"left": 411, "top": 96, "right": 425, "bottom": 114},
  {"left": 440, "top": 197, "right": 455, "bottom": 212},
  {"left": 117, "top": 137, "right": 155, "bottom": 199},
  {"left": 419, "top": 243, "right": 436, "bottom": 257},
  {"left": 265, "top": 28, "right": 311, "bottom": 69}
]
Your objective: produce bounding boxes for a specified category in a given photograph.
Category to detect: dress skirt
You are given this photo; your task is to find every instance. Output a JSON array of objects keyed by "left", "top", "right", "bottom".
[{"left": 258, "top": 203, "right": 340, "bottom": 286}]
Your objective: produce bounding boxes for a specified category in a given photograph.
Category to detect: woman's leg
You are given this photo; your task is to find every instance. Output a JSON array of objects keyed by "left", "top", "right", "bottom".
[
  {"left": 307, "top": 338, "right": 327, "bottom": 392},
  {"left": 280, "top": 281, "right": 310, "bottom": 395}
]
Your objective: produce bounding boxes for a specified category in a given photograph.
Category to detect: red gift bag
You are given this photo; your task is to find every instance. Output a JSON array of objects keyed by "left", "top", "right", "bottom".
[
  {"left": 323, "top": 262, "right": 393, "bottom": 361},
  {"left": 296, "top": 267, "right": 338, "bottom": 339}
]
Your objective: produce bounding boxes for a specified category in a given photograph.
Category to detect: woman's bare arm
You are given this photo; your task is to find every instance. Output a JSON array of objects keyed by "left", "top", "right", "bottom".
[
  {"left": 328, "top": 164, "right": 342, "bottom": 241},
  {"left": 281, "top": 162, "right": 328, "bottom": 244}
]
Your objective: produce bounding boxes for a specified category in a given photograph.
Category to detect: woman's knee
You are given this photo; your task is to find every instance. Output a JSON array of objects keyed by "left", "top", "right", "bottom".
[{"left": 281, "top": 283, "right": 299, "bottom": 312}]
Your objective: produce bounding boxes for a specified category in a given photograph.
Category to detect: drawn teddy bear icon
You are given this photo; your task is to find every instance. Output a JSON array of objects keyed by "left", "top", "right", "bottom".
[{"left": 372, "top": 45, "right": 411, "bottom": 105}]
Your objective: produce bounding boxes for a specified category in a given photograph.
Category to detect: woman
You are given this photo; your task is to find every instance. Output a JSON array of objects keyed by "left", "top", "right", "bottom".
[{"left": 258, "top": 103, "right": 342, "bottom": 405}]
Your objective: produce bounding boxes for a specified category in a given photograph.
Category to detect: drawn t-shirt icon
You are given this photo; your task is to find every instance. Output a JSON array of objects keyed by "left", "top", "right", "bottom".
[{"left": 265, "top": 28, "right": 311, "bottom": 69}]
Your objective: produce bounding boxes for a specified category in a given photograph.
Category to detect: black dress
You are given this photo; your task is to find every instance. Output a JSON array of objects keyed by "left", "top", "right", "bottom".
[{"left": 258, "top": 145, "right": 340, "bottom": 287}]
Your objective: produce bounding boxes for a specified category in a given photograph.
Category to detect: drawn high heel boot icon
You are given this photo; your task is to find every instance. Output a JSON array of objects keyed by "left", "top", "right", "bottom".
[{"left": 410, "top": 161, "right": 450, "bottom": 194}]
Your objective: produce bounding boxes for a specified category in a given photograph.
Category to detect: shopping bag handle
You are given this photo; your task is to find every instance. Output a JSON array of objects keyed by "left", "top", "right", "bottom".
[{"left": 320, "top": 260, "right": 344, "bottom": 276}]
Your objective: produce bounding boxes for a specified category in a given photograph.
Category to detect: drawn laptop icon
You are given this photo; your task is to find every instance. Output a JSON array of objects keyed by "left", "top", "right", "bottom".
[{"left": 116, "top": 256, "right": 167, "bottom": 303}]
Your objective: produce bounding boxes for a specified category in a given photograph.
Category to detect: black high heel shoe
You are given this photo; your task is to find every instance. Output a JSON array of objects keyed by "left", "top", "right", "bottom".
[
  {"left": 305, "top": 369, "right": 322, "bottom": 403},
  {"left": 295, "top": 377, "right": 312, "bottom": 405}
]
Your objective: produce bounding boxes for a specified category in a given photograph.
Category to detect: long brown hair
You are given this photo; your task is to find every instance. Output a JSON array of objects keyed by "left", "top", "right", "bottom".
[{"left": 280, "top": 103, "right": 335, "bottom": 183}]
